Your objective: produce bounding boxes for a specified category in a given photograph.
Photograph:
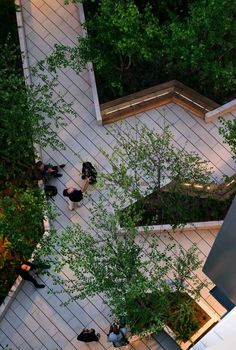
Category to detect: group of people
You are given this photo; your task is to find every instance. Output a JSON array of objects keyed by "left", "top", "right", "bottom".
[
  {"left": 19, "top": 261, "right": 129, "bottom": 346},
  {"left": 77, "top": 323, "right": 129, "bottom": 347},
  {"left": 35, "top": 160, "right": 97, "bottom": 210},
  {"left": 31, "top": 161, "right": 130, "bottom": 346},
  {"left": 20, "top": 160, "right": 97, "bottom": 289}
]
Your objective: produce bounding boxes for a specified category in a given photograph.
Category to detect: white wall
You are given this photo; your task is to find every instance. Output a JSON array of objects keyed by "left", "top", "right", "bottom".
[{"left": 192, "top": 307, "right": 236, "bottom": 350}]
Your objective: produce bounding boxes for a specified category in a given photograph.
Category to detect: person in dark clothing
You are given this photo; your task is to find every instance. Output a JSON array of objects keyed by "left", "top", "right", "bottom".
[
  {"left": 77, "top": 329, "right": 100, "bottom": 342},
  {"left": 19, "top": 261, "right": 49, "bottom": 289},
  {"left": 35, "top": 161, "right": 65, "bottom": 181},
  {"left": 81, "top": 162, "right": 97, "bottom": 184},
  {"left": 63, "top": 178, "right": 89, "bottom": 210}
]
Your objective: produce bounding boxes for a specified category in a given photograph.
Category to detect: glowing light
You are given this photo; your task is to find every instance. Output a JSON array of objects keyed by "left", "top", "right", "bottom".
[
  {"left": 194, "top": 184, "right": 204, "bottom": 189},
  {"left": 225, "top": 179, "right": 235, "bottom": 187}
]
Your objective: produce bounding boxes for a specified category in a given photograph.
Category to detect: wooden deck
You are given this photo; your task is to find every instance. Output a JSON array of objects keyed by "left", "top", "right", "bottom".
[{"left": 0, "top": 1, "right": 236, "bottom": 350}]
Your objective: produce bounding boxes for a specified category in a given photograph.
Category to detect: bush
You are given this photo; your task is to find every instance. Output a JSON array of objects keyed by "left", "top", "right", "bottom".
[
  {"left": 0, "top": 187, "right": 49, "bottom": 303},
  {"left": 0, "top": 1, "right": 73, "bottom": 302}
]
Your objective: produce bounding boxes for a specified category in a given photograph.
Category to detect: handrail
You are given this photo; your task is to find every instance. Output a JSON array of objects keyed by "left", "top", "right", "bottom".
[
  {"left": 162, "top": 174, "right": 236, "bottom": 201},
  {"left": 78, "top": 3, "right": 103, "bottom": 125},
  {"left": 100, "top": 80, "right": 219, "bottom": 125},
  {"left": 205, "top": 99, "right": 236, "bottom": 123}
]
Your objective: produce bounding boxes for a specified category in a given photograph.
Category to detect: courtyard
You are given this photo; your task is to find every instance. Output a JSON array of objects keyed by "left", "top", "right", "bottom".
[{"left": 0, "top": 1, "right": 235, "bottom": 350}]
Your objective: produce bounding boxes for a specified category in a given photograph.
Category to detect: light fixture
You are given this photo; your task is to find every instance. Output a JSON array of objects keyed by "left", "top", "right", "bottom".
[{"left": 194, "top": 184, "right": 204, "bottom": 189}]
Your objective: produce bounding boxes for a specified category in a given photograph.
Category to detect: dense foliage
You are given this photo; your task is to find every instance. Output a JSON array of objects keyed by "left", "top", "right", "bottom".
[
  {"left": 0, "top": 40, "right": 72, "bottom": 302},
  {"left": 41, "top": 216, "right": 207, "bottom": 339},
  {"left": 0, "top": 42, "right": 75, "bottom": 188},
  {"left": 219, "top": 117, "right": 236, "bottom": 160},
  {"left": 0, "top": 0, "right": 19, "bottom": 46},
  {"left": 104, "top": 124, "right": 233, "bottom": 226},
  {"left": 54, "top": 0, "right": 236, "bottom": 103},
  {"left": 0, "top": 0, "right": 73, "bottom": 303},
  {"left": 0, "top": 188, "right": 47, "bottom": 257},
  {"left": 0, "top": 188, "right": 49, "bottom": 302},
  {"left": 131, "top": 191, "right": 233, "bottom": 226}
]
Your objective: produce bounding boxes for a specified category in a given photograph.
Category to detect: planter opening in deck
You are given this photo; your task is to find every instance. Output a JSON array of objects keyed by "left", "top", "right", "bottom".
[
  {"left": 167, "top": 292, "right": 210, "bottom": 342},
  {"left": 123, "top": 190, "right": 234, "bottom": 227},
  {"left": 133, "top": 292, "right": 210, "bottom": 342}
]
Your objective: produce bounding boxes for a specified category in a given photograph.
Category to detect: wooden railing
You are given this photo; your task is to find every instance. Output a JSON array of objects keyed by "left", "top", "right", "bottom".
[
  {"left": 162, "top": 174, "right": 236, "bottom": 201},
  {"left": 100, "top": 80, "right": 219, "bottom": 125},
  {"left": 205, "top": 99, "right": 236, "bottom": 123}
]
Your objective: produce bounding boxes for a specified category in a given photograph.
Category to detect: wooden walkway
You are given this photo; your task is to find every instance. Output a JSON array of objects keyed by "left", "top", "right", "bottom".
[{"left": 0, "top": 1, "right": 236, "bottom": 350}]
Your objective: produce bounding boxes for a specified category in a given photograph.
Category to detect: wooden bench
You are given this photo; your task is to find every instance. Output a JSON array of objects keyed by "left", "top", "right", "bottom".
[{"left": 100, "top": 80, "right": 219, "bottom": 124}]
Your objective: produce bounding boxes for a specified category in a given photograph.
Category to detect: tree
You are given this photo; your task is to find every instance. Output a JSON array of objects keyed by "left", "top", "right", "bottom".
[
  {"left": 46, "top": 0, "right": 162, "bottom": 98},
  {"left": 39, "top": 125, "right": 209, "bottom": 339},
  {"left": 0, "top": 39, "right": 73, "bottom": 301},
  {"left": 50, "top": 0, "right": 235, "bottom": 103},
  {"left": 219, "top": 117, "right": 236, "bottom": 160},
  {"left": 0, "top": 41, "right": 75, "bottom": 188},
  {"left": 101, "top": 124, "right": 212, "bottom": 226},
  {"left": 0, "top": 187, "right": 50, "bottom": 258},
  {"left": 0, "top": 186, "right": 54, "bottom": 302},
  {"left": 165, "top": 0, "right": 236, "bottom": 101},
  {"left": 0, "top": 0, "right": 19, "bottom": 46},
  {"left": 40, "top": 208, "right": 206, "bottom": 338}
]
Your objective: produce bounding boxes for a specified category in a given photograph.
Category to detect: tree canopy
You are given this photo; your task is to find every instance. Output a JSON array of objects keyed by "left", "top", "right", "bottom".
[
  {"left": 0, "top": 42, "right": 75, "bottom": 188},
  {"left": 219, "top": 117, "right": 236, "bottom": 160},
  {"left": 50, "top": 0, "right": 236, "bottom": 103},
  {"left": 0, "top": 9, "right": 74, "bottom": 300}
]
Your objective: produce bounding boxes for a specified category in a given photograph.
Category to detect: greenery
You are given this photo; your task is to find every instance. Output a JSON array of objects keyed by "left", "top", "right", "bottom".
[
  {"left": 38, "top": 125, "right": 211, "bottom": 340},
  {"left": 0, "top": 188, "right": 47, "bottom": 257},
  {"left": 101, "top": 124, "right": 234, "bottom": 226},
  {"left": 49, "top": 0, "right": 236, "bottom": 103},
  {"left": 129, "top": 191, "right": 233, "bottom": 226},
  {"left": 219, "top": 117, "right": 236, "bottom": 160},
  {"left": 40, "top": 206, "right": 207, "bottom": 339},
  {"left": 102, "top": 124, "right": 213, "bottom": 227},
  {"left": 0, "top": 0, "right": 19, "bottom": 46},
  {"left": 0, "top": 0, "right": 73, "bottom": 303},
  {"left": 1, "top": 346, "right": 13, "bottom": 350},
  {"left": 168, "top": 296, "right": 199, "bottom": 341},
  {"left": 0, "top": 41, "right": 74, "bottom": 299},
  {"left": 0, "top": 187, "right": 50, "bottom": 302},
  {"left": 0, "top": 41, "right": 76, "bottom": 188}
]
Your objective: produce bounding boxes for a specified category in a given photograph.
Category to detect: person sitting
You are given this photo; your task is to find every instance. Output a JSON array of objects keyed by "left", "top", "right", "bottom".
[
  {"left": 77, "top": 329, "right": 100, "bottom": 342},
  {"left": 107, "top": 324, "right": 129, "bottom": 347},
  {"left": 35, "top": 161, "right": 65, "bottom": 181},
  {"left": 19, "top": 261, "right": 47, "bottom": 289}
]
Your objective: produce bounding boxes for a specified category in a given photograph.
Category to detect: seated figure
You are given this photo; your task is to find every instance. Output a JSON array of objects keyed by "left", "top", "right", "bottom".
[{"left": 35, "top": 161, "right": 65, "bottom": 181}]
